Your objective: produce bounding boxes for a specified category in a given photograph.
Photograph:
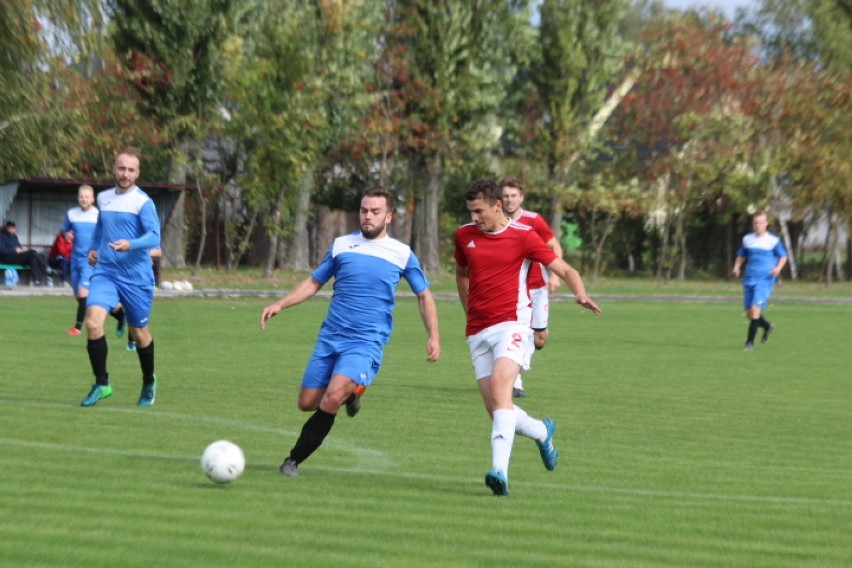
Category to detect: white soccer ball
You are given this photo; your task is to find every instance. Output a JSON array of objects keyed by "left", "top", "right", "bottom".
[
  {"left": 201, "top": 440, "right": 245, "bottom": 484},
  {"left": 173, "top": 280, "right": 186, "bottom": 291},
  {"left": 183, "top": 280, "right": 193, "bottom": 291},
  {"left": 161, "top": 280, "right": 174, "bottom": 290}
]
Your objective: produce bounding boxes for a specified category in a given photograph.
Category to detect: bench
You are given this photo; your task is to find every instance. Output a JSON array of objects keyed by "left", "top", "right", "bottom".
[{"left": 1, "top": 263, "right": 30, "bottom": 286}]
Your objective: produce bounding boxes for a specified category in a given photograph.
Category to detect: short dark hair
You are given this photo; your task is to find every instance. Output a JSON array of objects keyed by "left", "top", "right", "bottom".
[
  {"left": 362, "top": 185, "right": 395, "bottom": 211},
  {"left": 465, "top": 178, "right": 501, "bottom": 204},
  {"left": 498, "top": 176, "right": 525, "bottom": 194},
  {"left": 4, "top": 220, "right": 16, "bottom": 228}
]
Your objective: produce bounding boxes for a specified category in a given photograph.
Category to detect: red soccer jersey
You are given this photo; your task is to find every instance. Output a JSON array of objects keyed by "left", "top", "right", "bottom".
[
  {"left": 512, "top": 209, "right": 555, "bottom": 290},
  {"left": 454, "top": 221, "right": 558, "bottom": 336}
]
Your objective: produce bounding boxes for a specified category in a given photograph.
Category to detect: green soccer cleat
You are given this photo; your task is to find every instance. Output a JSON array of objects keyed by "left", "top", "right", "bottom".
[
  {"left": 537, "top": 418, "right": 558, "bottom": 471},
  {"left": 485, "top": 470, "right": 509, "bottom": 496},
  {"left": 126, "top": 341, "right": 136, "bottom": 352},
  {"left": 81, "top": 384, "right": 113, "bottom": 407},
  {"left": 137, "top": 376, "right": 157, "bottom": 407},
  {"left": 115, "top": 315, "right": 126, "bottom": 338}
]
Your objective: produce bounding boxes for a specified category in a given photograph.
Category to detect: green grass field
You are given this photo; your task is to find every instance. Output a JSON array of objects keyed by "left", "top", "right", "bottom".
[{"left": 1, "top": 294, "right": 850, "bottom": 567}]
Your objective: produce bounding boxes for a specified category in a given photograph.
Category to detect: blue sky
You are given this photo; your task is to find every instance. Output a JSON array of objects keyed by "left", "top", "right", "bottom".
[{"left": 662, "top": 0, "right": 758, "bottom": 19}]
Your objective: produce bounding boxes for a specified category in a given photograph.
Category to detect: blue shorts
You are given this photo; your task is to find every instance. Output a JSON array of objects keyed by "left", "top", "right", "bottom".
[
  {"left": 743, "top": 281, "right": 775, "bottom": 311},
  {"left": 71, "top": 261, "right": 93, "bottom": 292},
  {"left": 301, "top": 336, "right": 384, "bottom": 389},
  {"left": 87, "top": 273, "right": 154, "bottom": 328}
]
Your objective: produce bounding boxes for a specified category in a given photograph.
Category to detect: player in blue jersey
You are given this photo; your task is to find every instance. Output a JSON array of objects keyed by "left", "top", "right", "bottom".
[
  {"left": 732, "top": 211, "right": 788, "bottom": 351},
  {"left": 61, "top": 184, "right": 133, "bottom": 343},
  {"left": 80, "top": 148, "right": 161, "bottom": 407},
  {"left": 260, "top": 186, "right": 441, "bottom": 477}
]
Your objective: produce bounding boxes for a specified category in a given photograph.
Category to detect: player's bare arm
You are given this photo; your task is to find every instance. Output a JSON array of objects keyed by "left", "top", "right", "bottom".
[
  {"left": 260, "top": 277, "right": 323, "bottom": 330},
  {"left": 416, "top": 289, "right": 441, "bottom": 362},
  {"left": 547, "top": 258, "right": 601, "bottom": 315},
  {"left": 769, "top": 256, "right": 788, "bottom": 277},
  {"left": 546, "top": 236, "right": 564, "bottom": 293}
]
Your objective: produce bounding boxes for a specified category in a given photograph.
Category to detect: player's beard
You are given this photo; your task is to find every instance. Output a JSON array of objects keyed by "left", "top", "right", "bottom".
[{"left": 360, "top": 221, "right": 386, "bottom": 240}]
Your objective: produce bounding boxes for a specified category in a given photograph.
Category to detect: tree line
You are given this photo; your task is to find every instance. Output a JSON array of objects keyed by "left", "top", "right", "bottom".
[{"left": 1, "top": 0, "right": 849, "bottom": 282}]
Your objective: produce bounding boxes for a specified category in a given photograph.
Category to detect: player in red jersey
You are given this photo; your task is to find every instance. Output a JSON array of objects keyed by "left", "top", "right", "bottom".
[
  {"left": 500, "top": 176, "right": 563, "bottom": 398},
  {"left": 454, "top": 178, "right": 600, "bottom": 496}
]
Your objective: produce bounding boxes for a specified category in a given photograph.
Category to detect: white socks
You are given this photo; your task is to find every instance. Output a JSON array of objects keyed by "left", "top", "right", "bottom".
[
  {"left": 491, "top": 408, "right": 516, "bottom": 473},
  {"left": 513, "top": 405, "right": 547, "bottom": 442}
]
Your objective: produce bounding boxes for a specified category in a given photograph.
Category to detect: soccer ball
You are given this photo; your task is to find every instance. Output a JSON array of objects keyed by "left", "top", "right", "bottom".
[{"left": 201, "top": 440, "right": 245, "bottom": 484}]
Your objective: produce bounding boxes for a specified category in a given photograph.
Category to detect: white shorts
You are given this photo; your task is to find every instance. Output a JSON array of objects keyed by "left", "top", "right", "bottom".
[
  {"left": 466, "top": 321, "right": 534, "bottom": 380},
  {"left": 530, "top": 286, "right": 549, "bottom": 330}
]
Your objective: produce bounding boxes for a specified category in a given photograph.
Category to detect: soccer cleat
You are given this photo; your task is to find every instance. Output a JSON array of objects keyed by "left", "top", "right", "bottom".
[
  {"left": 137, "top": 376, "right": 157, "bottom": 407},
  {"left": 512, "top": 387, "right": 527, "bottom": 399},
  {"left": 743, "top": 342, "right": 754, "bottom": 351},
  {"left": 67, "top": 327, "right": 81, "bottom": 336},
  {"left": 345, "top": 384, "right": 367, "bottom": 417},
  {"left": 485, "top": 470, "right": 509, "bottom": 496},
  {"left": 126, "top": 341, "right": 137, "bottom": 352},
  {"left": 537, "top": 418, "right": 558, "bottom": 471},
  {"left": 761, "top": 324, "right": 775, "bottom": 344},
  {"left": 280, "top": 457, "right": 299, "bottom": 477},
  {"left": 81, "top": 384, "right": 113, "bottom": 407},
  {"left": 115, "top": 315, "right": 126, "bottom": 338}
]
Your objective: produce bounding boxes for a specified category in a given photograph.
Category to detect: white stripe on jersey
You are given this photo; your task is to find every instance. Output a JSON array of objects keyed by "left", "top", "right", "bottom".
[
  {"left": 331, "top": 233, "right": 412, "bottom": 270},
  {"left": 97, "top": 187, "right": 151, "bottom": 214}
]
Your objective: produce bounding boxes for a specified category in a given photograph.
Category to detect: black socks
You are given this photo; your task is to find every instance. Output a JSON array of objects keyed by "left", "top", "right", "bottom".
[
  {"left": 87, "top": 336, "right": 109, "bottom": 385},
  {"left": 137, "top": 340, "right": 156, "bottom": 385},
  {"left": 289, "top": 409, "right": 337, "bottom": 465}
]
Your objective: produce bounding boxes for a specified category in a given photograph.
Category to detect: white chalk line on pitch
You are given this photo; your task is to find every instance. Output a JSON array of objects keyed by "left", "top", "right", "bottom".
[
  {"left": 0, "top": 400, "right": 394, "bottom": 472},
  {"left": 1, "top": 437, "right": 849, "bottom": 509},
  {"left": 3, "top": 401, "right": 850, "bottom": 508}
]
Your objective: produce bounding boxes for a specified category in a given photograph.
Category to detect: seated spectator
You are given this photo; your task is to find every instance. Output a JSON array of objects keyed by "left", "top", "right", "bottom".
[
  {"left": 0, "top": 220, "right": 49, "bottom": 285},
  {"left": 49, "top": 230, "right": 73, "bottom": 284}
]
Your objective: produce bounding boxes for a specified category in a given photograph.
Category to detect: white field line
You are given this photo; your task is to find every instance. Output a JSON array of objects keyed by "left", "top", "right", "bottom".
[{"left": 1, "top": 436, "right": 849, "bottom": 508}]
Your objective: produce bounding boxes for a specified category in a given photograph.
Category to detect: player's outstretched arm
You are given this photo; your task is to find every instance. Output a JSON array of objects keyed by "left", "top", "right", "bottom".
[
  {"left": 547, "top": 258, "right": 601, "bottom": 315},
  {"left": 260, "top": 277, "right": 323, "bottom": 330},
  {"left": 416, "top": 289, "right": 441, "bottom": 362}
]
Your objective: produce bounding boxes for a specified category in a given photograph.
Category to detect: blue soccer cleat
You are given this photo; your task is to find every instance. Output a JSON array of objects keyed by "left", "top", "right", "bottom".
[
  {"left": 137, "top": 375, "right": 157, "bottom": 407},
  {"left": 537, "top": 418, "right": 558, "bottom": 471},
  {"left": 81, "top": 384, "right": 113, "bottom": 407},
  {"left": 485, "top": 470, "right": 509, "bottom": 496}
]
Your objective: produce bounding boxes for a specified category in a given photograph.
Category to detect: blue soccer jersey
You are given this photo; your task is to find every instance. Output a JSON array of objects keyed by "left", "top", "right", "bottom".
[
  {"left": 737, "top": 232, "right": 787, "bottom": 285},
  {"left": 62, "top": 206, "right": 99, "bottom": 267},
  {"left": 91, "top": 186, "right": 160, "bottom": 284},
  {"left": 311, "top": 232, "right": 429, "bottom": 344}
]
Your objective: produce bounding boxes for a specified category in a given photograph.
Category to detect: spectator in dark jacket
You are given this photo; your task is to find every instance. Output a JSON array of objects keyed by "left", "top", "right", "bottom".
[{"left": 0, "top": 220, "right": 49, "bottom": 285}]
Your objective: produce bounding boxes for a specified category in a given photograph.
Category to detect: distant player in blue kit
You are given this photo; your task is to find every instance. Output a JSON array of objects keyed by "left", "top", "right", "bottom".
[
  {"left": 80, "top": 148, "right": 161, "bottom": 407},
  {"left": 260, "top": 186, "right": 441, "bottom": 477},
  {"left": 732, "top": 211, "right": 787, "bottom": 351}
]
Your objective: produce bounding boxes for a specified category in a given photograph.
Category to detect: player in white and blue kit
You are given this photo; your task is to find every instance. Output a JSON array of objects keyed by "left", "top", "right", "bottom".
[
  {"left": 80, "top": 149, "right": 162, "bottom": 407},
  {"left": 62, "top": 185, "right": 100, "bottom": 335},
  {"left": 260, "top": 186, "right": 441, "bottom": 477},
  {"left": 732, "top": 211, "right": 788, "bottom": 351}
]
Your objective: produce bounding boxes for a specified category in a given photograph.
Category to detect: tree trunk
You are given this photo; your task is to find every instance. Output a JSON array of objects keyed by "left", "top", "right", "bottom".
[
  {"left": 778, "top": 216, "right": 798, "bottom": 281},
  {"left": 285, "top": 171, "right": 312, "bottom": 271},
  {"left": 412, "top": 157, "right": 442, "bottom": 273},
  {"left": 263, "top": 183, "right": 289, "bottom": 278},
  {"left": 164, "top": 141, "right": 189, "bottom": 268},
  {"left": 191, "top": 180, "right": 207, "bottom": 277},
  {"left": 591, "top": 216, "right": 612, "bottom": 283},
  {"left": 676, "top": 212, "right": 687, "bottom": 280}
]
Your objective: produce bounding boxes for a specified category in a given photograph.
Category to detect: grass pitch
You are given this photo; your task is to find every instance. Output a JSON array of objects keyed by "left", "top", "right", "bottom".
[{"left": 0, "top": 294, "right": 850, "bottom": 567}]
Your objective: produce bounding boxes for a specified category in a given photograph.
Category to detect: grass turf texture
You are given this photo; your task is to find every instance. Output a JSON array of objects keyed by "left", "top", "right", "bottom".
[{"left": 1, "top": 295, "right": 850, "bottom": 567}]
